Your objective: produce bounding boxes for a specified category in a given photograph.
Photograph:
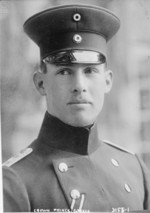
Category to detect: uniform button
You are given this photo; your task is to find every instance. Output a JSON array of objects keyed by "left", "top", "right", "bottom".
[
  {"left": 111, "top": 158, "right": 119, "bottom": 167},
  {"left": 58, "top": 162, "right": 68, "bottom": 172},
  {"left": 73, "top": 34, "right": 82, "bottom": 43},
  {"left": 124, "top": 183, "right": 132, "bottom": 193},
  {"left": 73, "top": 13, "right": 81, "bottom": 21},
  {"left": 70, "top": 189, "right": 80, "bottom": 199}
]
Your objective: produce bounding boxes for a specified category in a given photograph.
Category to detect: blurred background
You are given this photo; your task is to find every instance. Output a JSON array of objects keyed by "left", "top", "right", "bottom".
[{"left": 1, "top": 0, "right": 150, "bottom": 169}]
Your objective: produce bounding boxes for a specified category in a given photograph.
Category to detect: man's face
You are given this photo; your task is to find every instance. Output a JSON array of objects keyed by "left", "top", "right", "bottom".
[{"left": 34, "top": 62, "right": 112, "bottom": 127}]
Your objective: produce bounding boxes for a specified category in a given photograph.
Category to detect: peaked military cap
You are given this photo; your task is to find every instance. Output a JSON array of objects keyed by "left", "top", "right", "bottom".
[{"left": 23, "top": 4, "right": 120, "bottom": 64}]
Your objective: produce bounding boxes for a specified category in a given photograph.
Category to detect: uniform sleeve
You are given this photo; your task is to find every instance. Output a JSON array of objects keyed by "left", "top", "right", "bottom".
[
  {"left": 3, "top": 166, "right": 30, "bottom": 212},
  {"left": 135, "top": 155, "right": 150, "bottom": 210}
]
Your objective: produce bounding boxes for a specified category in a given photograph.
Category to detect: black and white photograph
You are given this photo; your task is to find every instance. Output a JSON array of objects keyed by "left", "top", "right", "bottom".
[{"left": 1, "top": 0, "right": 150, "bottom": 212}]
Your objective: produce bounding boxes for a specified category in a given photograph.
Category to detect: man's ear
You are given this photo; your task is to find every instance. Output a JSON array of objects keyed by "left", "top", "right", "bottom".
[
  {"left": 105, "top": 69, "right": 113, "bottom": 93},
  {"left": 33, "top": 72, "right": 46, "bottom": 96}
]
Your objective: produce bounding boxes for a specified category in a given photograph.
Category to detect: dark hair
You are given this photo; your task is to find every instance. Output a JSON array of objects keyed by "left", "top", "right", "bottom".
[{"left": 40, "top": 61, "right": 47, "bottom": 73}]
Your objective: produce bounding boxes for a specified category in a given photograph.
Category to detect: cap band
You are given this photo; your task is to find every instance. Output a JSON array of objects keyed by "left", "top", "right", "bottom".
[
  {"left": 40, "top": 32, "right": 107, "bottom": 60},
  {"left": 43, "top": 50, "right": 106, "bottom": 65}
]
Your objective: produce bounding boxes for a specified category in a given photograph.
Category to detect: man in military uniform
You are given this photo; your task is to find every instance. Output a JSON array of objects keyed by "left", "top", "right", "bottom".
[{"left": 3, "top": 4, "right": 150, "bottom": 212}]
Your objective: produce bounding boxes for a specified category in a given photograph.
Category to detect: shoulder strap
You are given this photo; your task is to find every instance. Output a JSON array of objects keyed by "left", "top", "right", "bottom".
[
  {"left": 3, "top": 148, "right": 33, "bottom": 167},
  {"left": 103, "top": 140, "right": 135, "bottom": 155}
]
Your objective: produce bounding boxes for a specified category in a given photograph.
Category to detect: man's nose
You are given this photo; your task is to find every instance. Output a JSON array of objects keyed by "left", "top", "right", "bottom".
[{"left": 71, "top": 71, "right": 87, "bottom": 94}]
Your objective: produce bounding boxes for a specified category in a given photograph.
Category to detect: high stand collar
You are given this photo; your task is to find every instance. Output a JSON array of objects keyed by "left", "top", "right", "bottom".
[{"left": 38, "top": 111, "right": 101, "bottom": 155}]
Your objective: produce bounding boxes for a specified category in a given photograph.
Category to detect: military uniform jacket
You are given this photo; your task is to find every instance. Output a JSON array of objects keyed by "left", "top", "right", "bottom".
[{"left": 3, "top": 112, "right": 150, "bottom": 212}]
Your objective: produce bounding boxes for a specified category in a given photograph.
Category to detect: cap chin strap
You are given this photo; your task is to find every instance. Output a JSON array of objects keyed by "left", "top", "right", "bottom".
[{"left": 43, "top": 50, "right": 106, "bottom": 65}]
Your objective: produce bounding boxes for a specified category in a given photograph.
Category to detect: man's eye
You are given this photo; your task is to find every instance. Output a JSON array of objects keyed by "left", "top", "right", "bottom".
[
  {"left": 85, "top": 67, "right": 99, "bottom": 74},
  {"left": 57, "top": 69, "right": 71, "bottom": 75}
]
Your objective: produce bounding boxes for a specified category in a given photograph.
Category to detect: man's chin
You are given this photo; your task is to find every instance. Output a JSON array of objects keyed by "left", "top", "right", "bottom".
[{"left": 65, "top": 114, "right": 96, "bottom": 127}]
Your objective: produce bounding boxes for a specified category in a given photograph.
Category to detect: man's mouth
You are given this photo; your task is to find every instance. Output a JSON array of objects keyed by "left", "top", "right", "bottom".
[{"left": 67, "top": 100, "right": 91, "bottom": 105}]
